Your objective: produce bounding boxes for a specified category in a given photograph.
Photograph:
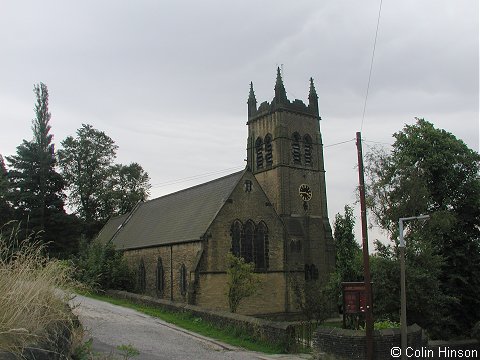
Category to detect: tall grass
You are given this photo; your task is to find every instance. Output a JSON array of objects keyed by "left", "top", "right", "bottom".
[{"left": 0, "top": 222, "right": 77, "bottom": 357}]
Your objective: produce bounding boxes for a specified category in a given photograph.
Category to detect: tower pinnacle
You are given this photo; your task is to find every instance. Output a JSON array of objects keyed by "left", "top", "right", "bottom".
[
  {"left": 274, "top": 67, "right": 288, "bottom": 104},
  {"left": 308, "top": 77, "right": 319, "bottom": 116},
  {"left": 248, "top": 81, "right": 257, "bottom": 117}
]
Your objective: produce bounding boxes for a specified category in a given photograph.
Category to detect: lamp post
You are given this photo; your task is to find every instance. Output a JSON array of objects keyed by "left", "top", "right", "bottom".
[{"left": 398, "top": 215, "right": 429, "bottom": 360}]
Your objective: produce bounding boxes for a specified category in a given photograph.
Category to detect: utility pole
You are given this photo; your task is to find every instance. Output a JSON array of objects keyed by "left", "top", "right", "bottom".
[{"left": 356, "top": 132, "right": 374, "bottom": 360}]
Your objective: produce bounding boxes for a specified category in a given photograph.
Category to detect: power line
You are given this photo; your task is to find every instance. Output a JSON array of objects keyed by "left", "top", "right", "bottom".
[
  {"left": 324, "top": 138, "right": 356, "bottom": 148},
  {"left": 360, "top": 0, "right": 383, "bottom": 132}
]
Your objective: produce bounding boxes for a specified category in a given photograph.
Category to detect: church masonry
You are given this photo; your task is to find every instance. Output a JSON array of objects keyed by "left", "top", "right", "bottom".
[{"left": 96, "top": 69, "right": 336, "bottom": 315}]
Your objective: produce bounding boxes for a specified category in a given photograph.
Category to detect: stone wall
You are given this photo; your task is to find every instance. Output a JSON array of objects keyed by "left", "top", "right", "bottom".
[
  {"left": 314, "top": 325, "right": 480, "bottom": 360},
  {"left": 314, "top": 324, "right": 424, "bottom": 360},
  {"left": 427, "top": 339, "right": 479, "bottom": 359},
  {"left": 123, "top": 241, "right": 202, "bottom": 302},
  {"left": 196, "top": 271, "right": 287, "bottom": 314}
]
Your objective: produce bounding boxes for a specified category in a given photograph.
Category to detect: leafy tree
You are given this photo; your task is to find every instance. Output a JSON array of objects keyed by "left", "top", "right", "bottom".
[
  {"left": 101, "top": 162, "right": 150, "bottom": 219},
  {"left": 58, "top": 124, "right": 118, "bottom": 238},
  {"left": 370, "top": 238, "right": 447, "bottom": 338},
  {"left": 365, "top": 118, "right": 480, "bottom": 338},
  {"left": 5, "top": 83, "right": 77, "bottom": 255},
  {"left": 74, "top": 239, "right": 134, "bottom": 291},
  {"left": 333, "top": 205, "right": 362, "bottom": 282},
  {"left": 226, "top": 253, "right": 260, "bottom": 313}
]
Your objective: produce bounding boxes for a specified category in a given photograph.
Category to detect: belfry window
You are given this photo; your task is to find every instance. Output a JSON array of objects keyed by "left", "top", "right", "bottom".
[
  {"left": 292, "top": 132, "right": 301, "bottom": 164},
  {"left": 264, "top": 134, "right": 273, "bottom": 167},
  {"left": 156, "top": 257, "right": 164, "bottom": 296},
  {"left": 255, "top": 137, "right": 264, "bottom": 169},
  {"left": 179, "top": 264, "right": 187, "bottom": 295},
  {"left": 230, "top": 220, "right": 242, "bottom": 257},
  {"left": 242, "top": 220, "right": 255, "bottom": 264},
  {"left": 304, "top": 134, "right": 312, "bottom": 166},
  {"left": 254, "top": 221, "right": 269, "bottom": 270},
  {"left": 138, "top": 258, "right": 146, "bottom": 293}
]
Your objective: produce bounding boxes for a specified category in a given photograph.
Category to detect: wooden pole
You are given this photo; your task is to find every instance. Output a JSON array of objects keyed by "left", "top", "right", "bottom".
[{"left": 356, "top": 132, "right": 374, "bottom": 360}]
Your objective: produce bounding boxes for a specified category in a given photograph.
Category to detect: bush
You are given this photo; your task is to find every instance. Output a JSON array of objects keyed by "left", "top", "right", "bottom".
[
  {"left": 291, "top": 273, "right": 337, "bottom": 323},
  {"left": 74, "top": 240, "right": 134, "bottom": 292},
  {"left": 226, "top": 253, "right": 260, "bottom": 313},
  {"left": 374, "top": 320, "right": 400, "bottom": 330},
  {"left": 0, "top": 223, "right": 77, "bottom": 356}
]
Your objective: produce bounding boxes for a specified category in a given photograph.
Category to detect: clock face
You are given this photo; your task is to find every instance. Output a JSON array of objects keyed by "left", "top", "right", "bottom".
[{"left": 299, "top": 184, "right": 312, "bottom": 202}]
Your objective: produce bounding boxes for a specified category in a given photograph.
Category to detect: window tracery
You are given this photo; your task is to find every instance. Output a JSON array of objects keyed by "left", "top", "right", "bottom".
[{"left": 230, "top": 220, "right": 269, "bottom": 271}]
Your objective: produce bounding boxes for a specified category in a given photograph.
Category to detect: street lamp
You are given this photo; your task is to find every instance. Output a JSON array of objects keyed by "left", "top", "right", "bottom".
[{"left": 398, "top": 215, "right": 429, "bottom": 360}]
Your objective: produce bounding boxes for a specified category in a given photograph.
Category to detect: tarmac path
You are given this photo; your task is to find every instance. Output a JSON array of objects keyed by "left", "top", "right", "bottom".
[{"left": 72, "top": 295, "right": 312, "bottom": 360}]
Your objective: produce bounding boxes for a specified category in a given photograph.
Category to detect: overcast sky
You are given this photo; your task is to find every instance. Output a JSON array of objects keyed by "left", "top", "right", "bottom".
[{"left": 1, "top": 1, "right": 478, "bottom": 246}]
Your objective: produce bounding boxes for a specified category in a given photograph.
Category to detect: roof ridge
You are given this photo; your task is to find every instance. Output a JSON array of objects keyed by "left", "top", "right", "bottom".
[{"left": 144, "top": 169, "right": 245, "bottom": 204}]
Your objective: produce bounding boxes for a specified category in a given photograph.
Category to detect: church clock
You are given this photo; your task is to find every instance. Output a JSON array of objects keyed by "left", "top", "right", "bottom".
[{"left": 299, "top": 184, "right": 312, "bottom": 202}]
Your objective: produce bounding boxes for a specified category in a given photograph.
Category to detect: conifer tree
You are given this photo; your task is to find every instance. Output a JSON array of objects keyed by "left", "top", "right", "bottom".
[
  {"left": 6, "top": 83, "right": 78, "bottom": 255},
  {"left": 0, "top": 155, "right": 12, "bottom": 224}
]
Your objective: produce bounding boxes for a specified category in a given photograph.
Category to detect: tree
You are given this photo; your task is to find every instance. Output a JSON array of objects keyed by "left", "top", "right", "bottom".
[
  {"left": 370, "top": 237, "right": 446, "bottom": 338},
  {"left": 226, "top": 253, "right": 260, "bottom": 313},
  {"left": 100, "top": 162, "right": 150, "bottom": 218},
  {"left": 58, "top": 124, "right": 118, "bottom": 238},
  {"left": 5, "top": 83, "right": 76, "bottom": 255},
  {"left": 291, "top": 276, "right": 336, "bottom": 323},
  {"left": 74, "top": 240, "right": 134, "bottom": 291},
  {"left": 0, "top": 155, "right": 12, "bottom": 224},
  {"left": 333, "top": 205, "right": 362, "bottom": 282},
  {"left": 365, "top": 118, "right": 480, "bottom": 338}
]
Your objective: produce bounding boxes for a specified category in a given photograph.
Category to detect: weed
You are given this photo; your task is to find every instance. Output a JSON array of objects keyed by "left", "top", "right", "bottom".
[
  {"left": 0, "top": 222, "right": 77, "bottom": 356},
  {"left": 116, "top": 344, "right": 139, "bottom": 359}
]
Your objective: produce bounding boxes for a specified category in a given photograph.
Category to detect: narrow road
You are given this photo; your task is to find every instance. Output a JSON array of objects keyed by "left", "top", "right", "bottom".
[{"left": 72, "top": 295, "right": 312, "bottom": 360}]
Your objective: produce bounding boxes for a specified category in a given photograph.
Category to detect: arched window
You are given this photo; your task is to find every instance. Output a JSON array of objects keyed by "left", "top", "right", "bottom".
[
  {"left": 255, "top": 137, "right": 264, "bottom": 169},
  {"left": 264, "top": 134, "right": 273, "bottom": 167},
  {"left": 254, "top": 221, "right": 269, "bottom": 270},
  {"left": 305, "top": 263, "right": 319, "bottom": 281},
  {"left": 138, "top": 258, "right": 146, "bottom": 293},
  {"left": 179, "top": 264, "right": 187, "bottom": 295},
  {"left": 230, "top": 220, "right": 242, "bottom": 257},
  {"left": 304, "top": 264, "right": 311, "bottom": 281},
  {"left": 304, "top": 134, "right": 312, "bottom": 166},
  {"left": 242, "top": 220, "right": 255, "bottom": 264},
  {"left": 311, "top": 264, "right": 319, "bottom": 280},
  {"left": 292, "top": 132, "right": 301, "bottom": 164},
  {"left": 290, "top": 239, "right": 302, "bottom": 253},
  {"left": 156, "top": 257, "right": 164, "bottom": 296}
]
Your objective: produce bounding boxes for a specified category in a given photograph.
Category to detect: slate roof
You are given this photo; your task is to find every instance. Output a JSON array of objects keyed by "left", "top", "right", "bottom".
[
  {"left": 111, "top": 170, "right": 245, "bottom": 250},
  {"left": 95, "top": 213, "right": 129, "bottom": 245}
]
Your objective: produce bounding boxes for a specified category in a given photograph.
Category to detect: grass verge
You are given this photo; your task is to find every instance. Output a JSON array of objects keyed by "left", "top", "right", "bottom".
[
  {"left": 78, "top": 291, "right": 285, "bottom": 354},
  {"left": 0, "top": 223, "right": 77, "bottom": 357}
]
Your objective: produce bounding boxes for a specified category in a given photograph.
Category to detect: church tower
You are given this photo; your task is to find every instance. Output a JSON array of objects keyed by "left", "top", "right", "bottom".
[{"left": 247, "top": 68, "right": 335, "bottom": 282}]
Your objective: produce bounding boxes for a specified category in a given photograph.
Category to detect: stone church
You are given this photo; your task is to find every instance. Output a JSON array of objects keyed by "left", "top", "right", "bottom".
[{"left": 96, "top": 68, "right": 336, "bottom": 315}]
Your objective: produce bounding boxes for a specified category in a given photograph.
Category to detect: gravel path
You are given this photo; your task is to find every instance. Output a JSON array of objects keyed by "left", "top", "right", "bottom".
[{"left": 72, "top": 295, "right": 312, "bottom": 360}]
